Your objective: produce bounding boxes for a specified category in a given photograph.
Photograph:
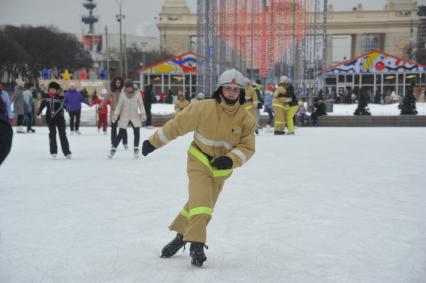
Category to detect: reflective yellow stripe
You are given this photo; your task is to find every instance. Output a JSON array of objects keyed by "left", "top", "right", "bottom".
[
  {"left": 274, "top": 120, "right": 284, "bottom": 125},
  {"left": 272, "top": 103, "right": 285, "bottom": 109},
  {"left": 244, "top": 104, "right": 254, "bottom": 111},
  {"left": 180, "top": 208, "right": 190, "bottom": 219},
  {"left": 188, "top": 146, "right": 232, "bottom": 177},
  {"left": 189, "top": 207, "right": 213, "bottom": 217}
]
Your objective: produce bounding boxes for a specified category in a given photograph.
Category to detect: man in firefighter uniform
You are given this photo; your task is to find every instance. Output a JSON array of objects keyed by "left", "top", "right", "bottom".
[
  {"left": 272, "top": 76, "right": 299, "bottom": 135},
  {"left": 243, "top": 78, "right": 257, "bottom": 118},
  {"left": 142, "top": 69, "right": 256, "bottom": 267}
]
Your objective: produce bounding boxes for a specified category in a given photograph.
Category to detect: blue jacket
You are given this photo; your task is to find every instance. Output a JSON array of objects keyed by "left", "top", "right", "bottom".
[
  {"left": 1, "top": 91, "right": 13, "bottom": 119},
  {"left": 64, "top": 90, "right": 89, "bottom": 112}
]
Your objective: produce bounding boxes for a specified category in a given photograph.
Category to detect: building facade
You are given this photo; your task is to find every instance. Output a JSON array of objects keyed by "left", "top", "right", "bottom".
[{"left": 157, "top": 0, "right": 420, "bottom": 66}]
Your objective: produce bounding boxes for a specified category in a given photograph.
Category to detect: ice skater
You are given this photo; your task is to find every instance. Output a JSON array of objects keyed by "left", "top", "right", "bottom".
[
  {"left": 141, "top": 69, "right": 256, "bottom": 267},
  {"left": 37, "top": 82, "right": 72, "bottom": 159},
  {"left": 108, "top": 79, "right": 146, "bottom": 159},
  {"left": 92, "top": 89, "right": 110, "bottom": 135},
  {"left": 64, "top": 82, "right": 91, "bottom": 135}
]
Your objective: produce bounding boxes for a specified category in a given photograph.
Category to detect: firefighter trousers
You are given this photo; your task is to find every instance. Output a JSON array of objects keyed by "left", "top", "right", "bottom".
[
  {"left": 169, "top": 148, "right": 231, "bottom": 243},
  {"left": 284, "top": 105, "right": 299, "bottom": 134},
  {"left": 273, "top": 104, "right": 289, "bottom": 132}
]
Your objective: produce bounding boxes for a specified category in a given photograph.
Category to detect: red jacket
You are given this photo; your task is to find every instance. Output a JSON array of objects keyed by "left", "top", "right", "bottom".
[{"left": 92, "top": 97, "right": 110, "bottom": 114}]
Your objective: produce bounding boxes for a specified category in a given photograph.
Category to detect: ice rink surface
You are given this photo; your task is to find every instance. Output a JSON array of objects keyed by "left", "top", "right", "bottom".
[{"left": 1, "top": 127, "right": 426, "bottom": 283}]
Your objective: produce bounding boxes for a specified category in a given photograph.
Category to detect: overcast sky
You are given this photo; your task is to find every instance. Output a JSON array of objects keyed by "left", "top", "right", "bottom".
[{"left": 0, "top": 0, "right": 395, "bottom": 38}]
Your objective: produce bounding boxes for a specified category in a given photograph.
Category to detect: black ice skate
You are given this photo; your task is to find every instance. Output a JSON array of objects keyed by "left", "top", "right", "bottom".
[
  {"left": 274, "top": 130, "right": 285, "bottom": 135},
  {"left": 134, "top": 147, "right": 139, "bottom": 159},
  {"left": 161, "top": 233, "right": 185, "bottom": 258},
  {"left": 190, "top": 242, "right": 207, "bottom": 267},
  {"left": 108, "top": 147, "right": 116, "bottom": 159}
]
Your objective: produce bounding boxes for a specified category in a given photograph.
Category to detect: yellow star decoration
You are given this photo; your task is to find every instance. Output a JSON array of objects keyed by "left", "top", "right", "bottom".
[{"left": 61, "top": 70, "right": 71, "bottom": 80}]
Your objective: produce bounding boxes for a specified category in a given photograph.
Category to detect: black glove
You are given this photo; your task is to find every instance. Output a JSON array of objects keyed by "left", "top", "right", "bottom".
[
  {"left": 211, "top": 156, "right": 233, "bottom": 170},
  {"left": 142, "top": 140, "right": 156, "bottom": 156}
]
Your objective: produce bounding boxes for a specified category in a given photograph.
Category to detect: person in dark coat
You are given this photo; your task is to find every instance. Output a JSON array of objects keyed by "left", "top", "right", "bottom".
[
  {"left": 37, "top": 82, "right": 72, "bottom": 159},
  {"left": 12, "top": 79, "right": 27, "bottom": 133},
  {"left": 310, "top": 97, "right": 327, "bottom": 126},
  {"left": 143, "top": 84, "right": 153, "bottom": 127},
  {"left": 0, "top": 86, "right": 13, "bottom": 165}
]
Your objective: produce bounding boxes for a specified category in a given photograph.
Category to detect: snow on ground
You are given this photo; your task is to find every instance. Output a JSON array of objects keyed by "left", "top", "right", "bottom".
[{"left": 1, "top": 127, "right": 426, "bottom": 283}]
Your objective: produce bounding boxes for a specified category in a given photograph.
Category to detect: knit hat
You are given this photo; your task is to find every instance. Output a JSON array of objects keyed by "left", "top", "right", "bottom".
[
  {"left": 124, "top": 79, "right": 134, "bottom": 88},
  {"left": 48, "top": 81, "right": 61, "bottom": 90}
]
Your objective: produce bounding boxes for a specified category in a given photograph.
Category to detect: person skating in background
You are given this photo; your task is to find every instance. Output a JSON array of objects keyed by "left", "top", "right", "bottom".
[
  {"left": 92, "top": 89, "right": 110, "bottom": 135},
  {"left": 310, "top": 97, "right": 327, "bottom": 126},
  {"left": 280, "top": 77, "right": 299, "bottom": 135},
  {"left": 263, "top": 85, "right": 274, "bottom": 127},
  {"left": 253, "top": 79, "right": 264, "bottom": 133},
  {"left": 64, "top": 82, "right": 90, "bottom": 135},
  {"left": 0, "top": 83, "right": 13, "bottom": 125},
  {"left": 143, "top": 84, "right": 154, "bottom": 127},
  {"left": 37, "top": 82, "right": 72, "bottom": 159},
  {"left": 23, "top": 83, "right": 36, "bottom": 133},
  {"left": 12, "top": 79, "right": 27, "bottom": 134},
  {"left": 142, "top": 69, "right": 256, "bottom": 267},
  {"left": 100, "top": 77, "right": 128, "bottom": 149},
  {"left": 243, "top": 78, "right": 258, "bottom": 124},
  {"left": 272, "top": 76, "right": 290, "bottom": 135},
  {"left": 0, "top": 84, "right": 13, "bottom": 165},
  {"left": 174, "top": 92, "right": 190, "bottom": 113},
  {"left": 108, "top": 79, "right": 146, "bottom": 159}
]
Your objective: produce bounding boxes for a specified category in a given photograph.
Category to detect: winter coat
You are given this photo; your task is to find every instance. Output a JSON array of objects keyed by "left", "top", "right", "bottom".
[
  {"left": 263, "top": 90, "right": 273, "bottom": 110},
  {"left": 149, "top": 98, "right": 256, "bottom": 169},
  {"left": 113, "top": 90, "right": 146, "bottom": 129},
  {"left": 37, "top": 94, "right": 66, "bottom": 122},
  {"left": 23, "top": 90, "right": 34, "bottom": 111},
  {"left": 175, "top": 99, "right": 190, "bottom": 112},
  {"left": 100, "top": 90, "right": 121, "bottom": 119},
  {"left": 253, "top": 84, "right": 264, "bottom": 109},
  {"left": 143, "top": 85, "right": 154, "bottom": 106},
  {"left": 64, "top": 90, "right": 89, "bottom": 112},
  {"left": 12, "top": 86, "right": 27, "bottom": 115},
  {"left": 283, "top": 84, "right": 298, "bottom": 107},
  {"left": 1, "top": 91, "right": 13, "bottom": 120},
  {"left": 244, "top": 85, "right": 258, "bottom": 111},
  {"left": 313, "top": 101, "right": 327, "bottom": 116},
  {"left": 92, "top": 97, "right": 110, "bottom": 115}
]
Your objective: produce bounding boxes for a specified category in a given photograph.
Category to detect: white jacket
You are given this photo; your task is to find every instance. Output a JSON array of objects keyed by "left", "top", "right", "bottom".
[{"left": 113, "top": 90, "right": 146, "bottom": 129}]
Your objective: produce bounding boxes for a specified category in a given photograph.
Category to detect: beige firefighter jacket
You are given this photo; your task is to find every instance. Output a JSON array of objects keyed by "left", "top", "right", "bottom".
[
  {"left": 273, "top": 86, "right": 292, "bottom": 106},
  {"left": 149, "top": 99, "right": 256, "bottom": 169},
  {"left": 244, "top": 86, "right": 258, "bottom": 110},
  {"left": 113, "top": 90, "right": 146, "bottom": 129},
  {"left": 175, "top": 99, "right": 190, "bottom": 112}
]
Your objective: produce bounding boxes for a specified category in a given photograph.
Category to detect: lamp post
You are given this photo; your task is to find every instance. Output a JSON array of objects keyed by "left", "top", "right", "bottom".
[{"left": 116, "top": 0, "right": 125, "bottom": 78}]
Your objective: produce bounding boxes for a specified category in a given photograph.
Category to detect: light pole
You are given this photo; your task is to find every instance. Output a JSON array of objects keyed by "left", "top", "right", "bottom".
[{"left": 116, "top": 0, "right": 125, "bottom": 78}]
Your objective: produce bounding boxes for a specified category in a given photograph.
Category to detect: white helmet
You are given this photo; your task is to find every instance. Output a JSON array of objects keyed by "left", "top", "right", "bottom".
[
  {"left": 244, "top": 77, "right": 251, "bottom": 87},
  {"left": 279, "top": 76, "right": 291, "bottom": 84},
  {"left": 197, "top": 92, "right": 205, "bottom": 100},
  {"left": 216, "top": 69, "right": 246, "bottom": 90},
  {"left": 101, "top": 88, "right": 108, "bottom": 95}
]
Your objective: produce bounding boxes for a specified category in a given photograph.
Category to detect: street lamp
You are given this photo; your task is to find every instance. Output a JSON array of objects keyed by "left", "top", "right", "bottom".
[{"left": 116, "top": 0, "right": 126, "bottom": 78}]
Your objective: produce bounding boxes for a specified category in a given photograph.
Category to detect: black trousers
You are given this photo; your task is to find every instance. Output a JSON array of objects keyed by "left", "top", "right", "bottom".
[
  {"left": 17, "top": 114, "right": 25, "bottom": 126},
  {"left": 111, "top": 119, "right": 127, "bottom": 146},
  {"left": 0, "top": 122, "right": 13, "bottom": 165},
  {"left": 144, "top": 104, "right": 152, "bottom": 126},
  {"left": 112, "top": 123, "right": 140, "bottom": 148},
  {"left": 47, "top": 117, "right": 71, "bottom": 155},
  {"left": 69, "top": 110, "right": 81, "bottom": 131}
]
